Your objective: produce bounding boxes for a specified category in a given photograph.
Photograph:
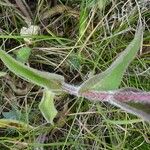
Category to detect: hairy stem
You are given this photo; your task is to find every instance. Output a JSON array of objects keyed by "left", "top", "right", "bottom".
[{"left": 62, "top": 83, "right": 150, "bottom": 104}]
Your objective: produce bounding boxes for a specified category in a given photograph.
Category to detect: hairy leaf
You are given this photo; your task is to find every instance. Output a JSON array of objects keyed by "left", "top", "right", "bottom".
[
  {"left": 111, "top": 88, "right": 150, "bottom": 121},
  {"left": 80, "top": 87, "right": 150, "bottom": 121},
  {"left": 79, "top": 25, "right": 143, "bottom": 93},
  {"left": 0, "top": 50, "right": 64, "bottom": 91},
  {"left": 39, "top": 89, "right": 57, "bottom": 124},
  {"left": 109, "top": 99, "right": 150, "bottom": 121}
]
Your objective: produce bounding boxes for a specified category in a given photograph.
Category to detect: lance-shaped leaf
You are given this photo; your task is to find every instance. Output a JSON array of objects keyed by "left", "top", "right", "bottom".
[
  {"left": 0, "top": 50, "right": 64, "bottom": 91},
  {"left": 112, "top": 88, "right": 150, "bottom": 121},
  {"left": 80, "top": 87, "right": 150, "bottom": 122},
  {"left": 109, "top": 99, "right": 150, "bottom": 122},
  {"left": 0, "top": 119, "right": 33, "bottom": 131},
  {"left": 78, "top": 25, "right": 143, "bottom": 93},
  {"left": 39, "top": 89, "right": 57, "bottom": 124}
]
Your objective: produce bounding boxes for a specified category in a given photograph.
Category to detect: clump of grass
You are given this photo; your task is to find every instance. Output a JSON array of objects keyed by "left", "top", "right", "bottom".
[{"left": 0, "top": 0, "right": 150, "bottom": 149}]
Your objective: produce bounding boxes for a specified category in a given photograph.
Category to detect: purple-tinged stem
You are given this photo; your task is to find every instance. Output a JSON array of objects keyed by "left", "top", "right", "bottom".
[
  {"left": 62, "top": 83, "right": 79, "bottom": 96},
  {"left": 62, "top": 83, "right": 113, "bottom": 101},
  {"left": 80, "top": 91, "right": 112, "bottom": 102},
  {"left": 114, "top": 91, "right": 150, "bottom": 103},
  {"left": 62, "top": 83, "right": 150, "bottom": 104}
]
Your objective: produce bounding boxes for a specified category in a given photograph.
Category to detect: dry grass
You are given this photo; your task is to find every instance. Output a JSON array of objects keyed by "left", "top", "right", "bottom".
[{"left": 0, "top": 0, "right": 150, "bottom": 149}]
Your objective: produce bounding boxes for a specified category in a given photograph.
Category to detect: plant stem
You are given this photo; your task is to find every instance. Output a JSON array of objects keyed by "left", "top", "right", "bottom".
[{"left": 62, "top": 83, "right": 150, "bottom": 104}]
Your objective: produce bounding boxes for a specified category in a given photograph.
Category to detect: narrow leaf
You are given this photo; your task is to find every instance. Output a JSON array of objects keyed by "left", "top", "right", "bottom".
[
  {"left": 39, "top": 89, "right": 57, "bottom": 124},
  {"left": 79, "top": 87, "right": 150, "bottom": 121},
  {"left": 0, "top": 119, "right": 33, "bottom": 131},
  {"left": 79, "top": 1, "right": 88, "bottom": 38},
  {"left": 79, "top": 25, "right": 143, "bottom": 93},
  {"left": 0, "top": 50, "right": 64, "bottom": 91},
  {"left": 106, "top": 119, "right": 142, "bottom": 125},
  {"left": 109, "top": 99, "right": 150, "bottom": 122},
  {"left": 112, "top": 88, "right": 150, "bottom": 121}
]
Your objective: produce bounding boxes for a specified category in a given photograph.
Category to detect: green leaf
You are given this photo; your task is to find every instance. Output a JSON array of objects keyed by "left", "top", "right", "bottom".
[
  {"left": 0, "top": 50, "right": 64, "bottom": 92},
  {"left": 109, "top": 99, "right": 150, "bottom": 122},
  {"left": 79, "top": 25, "right": 143, "bottom": 93},
  {"left": 16, "top": 47, "right": 32, "bottom": 63},
  {"left": 2, "top": 107, "right": 27, "bottom": 122},
  {"left": 106, "top": 119, "right": 142, "bottom": 125},
  {"left": 79, "top": 1, "right": 88, "bottom": 38},
  {"left": 39, "top": 89, "right": 57, "bottom": 124},
  {"left": 0, "top": 119, "right": 33, "bottom": 131}
]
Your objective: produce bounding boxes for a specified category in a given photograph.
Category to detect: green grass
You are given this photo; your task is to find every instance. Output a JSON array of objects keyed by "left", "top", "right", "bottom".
[{"left": 0, "top": 0, "right": 150, "bottom": 149}]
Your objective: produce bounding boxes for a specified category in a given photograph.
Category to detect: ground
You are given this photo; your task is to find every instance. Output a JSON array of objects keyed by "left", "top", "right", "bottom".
[{"left": 0, "top": 0, "right": 150, "bottom": 149}]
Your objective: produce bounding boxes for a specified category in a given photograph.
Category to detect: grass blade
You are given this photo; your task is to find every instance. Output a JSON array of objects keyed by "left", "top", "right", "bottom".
[
  {"left": 79, "top": 1, "right": 88, "bottom": 38},
  {"left": 0, "top": 119, "right": 33, "bottom": 131},
  {"left": 0, "top": 50, "right": 64, "bottom": 91}
]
